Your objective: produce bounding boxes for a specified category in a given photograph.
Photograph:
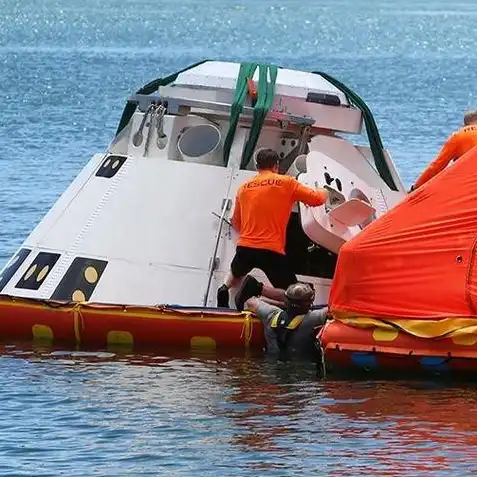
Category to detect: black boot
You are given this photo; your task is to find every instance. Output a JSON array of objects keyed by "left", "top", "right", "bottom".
[
  {"left": 235, "top": 275, "right": 264, "bottom": 311},
  {"left": 217, "top": 284, "right": 230, "bottom": 308}
]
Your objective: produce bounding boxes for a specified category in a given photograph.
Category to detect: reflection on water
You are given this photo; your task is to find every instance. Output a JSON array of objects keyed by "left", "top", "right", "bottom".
[{"left": 1, "top": 343, "right": 477, "bottom": 476}]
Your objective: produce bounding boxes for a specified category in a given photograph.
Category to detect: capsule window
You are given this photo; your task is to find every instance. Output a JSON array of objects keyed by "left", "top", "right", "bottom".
[{"left": 177, "top": 124, "right": 221, "bottom": 158}]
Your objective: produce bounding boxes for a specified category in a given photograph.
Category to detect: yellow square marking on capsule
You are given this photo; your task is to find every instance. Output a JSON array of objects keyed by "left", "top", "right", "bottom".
[
  {"left": 84, "top": 266, "right": 99, "bottom": 284},
  {"left": 72, "top": 290, "right": 86, "bottom": 302},
  {"left": 24, "top": 264, "right": 37, "bottom": 281},
  {"left": 36, "top": 265, "right": 50, "bottom": 282}
]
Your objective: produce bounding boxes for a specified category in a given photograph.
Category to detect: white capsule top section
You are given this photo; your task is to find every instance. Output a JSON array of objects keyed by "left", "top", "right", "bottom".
[
  {"left": 174, "top": 61, "right": 349, "bottom": 104},
  {"left": 159, "top": 61, "right": 363, "bottom": 134}
]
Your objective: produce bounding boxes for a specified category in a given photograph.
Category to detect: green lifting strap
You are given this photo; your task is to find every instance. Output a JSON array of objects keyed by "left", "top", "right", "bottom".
[
  {"left": 314, "top": 71, "right": 398, "bottom": 191},
  {"left": 115, "top": 59, "right": 210, "bottom": 136},
  {"left": 222, "top": 62, "right": 259, "bottom": 166},
  {"left": 240, "top": 64, "right": 278, "bottom": 169}
]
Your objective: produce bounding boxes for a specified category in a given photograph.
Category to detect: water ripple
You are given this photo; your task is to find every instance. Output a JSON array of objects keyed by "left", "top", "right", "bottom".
[{"left": 0, "top": 345, "right": 475, "bottom": 475}]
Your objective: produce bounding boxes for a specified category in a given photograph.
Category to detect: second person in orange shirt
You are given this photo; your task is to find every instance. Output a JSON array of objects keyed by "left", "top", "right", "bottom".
[{"left": 411, "top": 110, "right": 477, "bottom": 191}]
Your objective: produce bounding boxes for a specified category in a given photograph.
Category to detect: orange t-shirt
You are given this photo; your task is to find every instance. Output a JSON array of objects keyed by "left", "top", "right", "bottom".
[
  {"left": 231, "top": 170, "right": 328, "bottom": 255},
  {"left": 414, "top": 124, "right": 477, "bottom": 189}
]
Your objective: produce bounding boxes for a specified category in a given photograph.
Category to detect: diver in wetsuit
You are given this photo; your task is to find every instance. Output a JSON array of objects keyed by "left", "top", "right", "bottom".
[{"left": 240, "top": 280, "right": 329, "bottom": 360}]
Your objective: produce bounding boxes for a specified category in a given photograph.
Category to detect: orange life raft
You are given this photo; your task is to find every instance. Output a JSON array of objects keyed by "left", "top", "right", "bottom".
[
  {"left": 0, "top": 294, "right": 264, "bottom": 351},
  {"left": 320, "top": 146, "right": 477, "bottom": 376}
]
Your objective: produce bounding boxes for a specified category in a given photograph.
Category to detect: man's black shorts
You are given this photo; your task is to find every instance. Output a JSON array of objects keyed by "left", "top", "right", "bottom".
[{"left": 230, "top": 246, "right": 297, "bottom": 290}]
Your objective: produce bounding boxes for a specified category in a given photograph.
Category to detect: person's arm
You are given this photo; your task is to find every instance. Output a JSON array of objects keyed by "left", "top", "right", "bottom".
[
  {"left": 412, "top": 134, "right": 458, "bottom": 189},
  {"left": 230, "top": 194, "right": 241, "bottom": 231},
  {"left": 244, "top": 298, "right": 282, "bottom": 330},
  {"left": 290, "top": 178, "right": 328, "bottom": 206},
  {"left": 244, "top": 297, "right": 276, "bottom": 319},
  {"left": 307, "top": 307, "right": 329, "bottom": 330},
  {"left": 245, "top": 297, "right": 282, "bottom": 354}
]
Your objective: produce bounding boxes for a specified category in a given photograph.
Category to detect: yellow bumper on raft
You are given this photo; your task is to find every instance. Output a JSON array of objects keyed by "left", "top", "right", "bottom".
[
  {"left": 334, "top": 313, "right": 477, "bottom": 344},
  {"left": 318, "top": 313, "right": 477, "bottom": 374}
]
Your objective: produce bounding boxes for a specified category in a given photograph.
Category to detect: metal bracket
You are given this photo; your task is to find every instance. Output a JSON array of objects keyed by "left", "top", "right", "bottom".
[
  {"left": 202, "top": 197, "right": 233, "bottom": 306},
  {"left": 222, "top": 198, "right": 232, "bottom": 211},
  {"left": 210, "top": 257, "right": 220, "bottom": 271},
  {"left": 127, "top": 93, "right": 166, "bottom": 112},
  {"left": 127, "top": 93, "right": 316, "bottom": 128}
]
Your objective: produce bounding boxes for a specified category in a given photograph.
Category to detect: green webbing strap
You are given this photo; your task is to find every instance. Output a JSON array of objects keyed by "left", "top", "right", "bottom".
[
  {"left": 314, "top": 71, "right": 398, "bottom": 191},
  {"left": 222, "top": 62, "right": 259, "bottom": 166},
  {"left": 115, "top": 59, "right": 210, "bottom": 136},
  {"left": 240, "top": 64, "right": 278, "bottom": 169}
]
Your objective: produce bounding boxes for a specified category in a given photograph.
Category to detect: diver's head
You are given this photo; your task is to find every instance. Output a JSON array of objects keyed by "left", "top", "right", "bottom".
[
  {"left": 255, "top": 148, "right": 279, "bottom": 172},
  {"left": 284, "top": 282, "right": 315, "bottom": 315},
  {"left": 464, "top": 110, "right": 477, "bottom": 126}
]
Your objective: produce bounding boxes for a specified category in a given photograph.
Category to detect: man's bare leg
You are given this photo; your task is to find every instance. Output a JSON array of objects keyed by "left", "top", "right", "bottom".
[
  {"left": 260, "top": 284, "right": 286, "bottom": 306},
  {"left": 259, "top": 296, "right": 285, "bottom": 307},
  {"left": 235, "top": 275, "right": 291, "bottom": 311}
]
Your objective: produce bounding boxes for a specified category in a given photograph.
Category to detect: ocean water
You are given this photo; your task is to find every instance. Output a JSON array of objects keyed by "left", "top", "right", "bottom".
[{"left": 2, "top": 0, "right": 477, "bottom": 474}]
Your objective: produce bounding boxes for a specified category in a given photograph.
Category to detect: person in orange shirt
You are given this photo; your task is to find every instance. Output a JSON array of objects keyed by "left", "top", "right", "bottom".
[
  {"left": 410, "top": 110, "right": 477, "bottom": 191},
  {"left": 216, "top": 148, "right": 328, "bottom": 309}
]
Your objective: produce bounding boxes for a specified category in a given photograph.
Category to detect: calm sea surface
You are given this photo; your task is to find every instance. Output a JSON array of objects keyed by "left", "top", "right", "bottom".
[{"left": 2, "top": 0, "right": 477, "bottom": 475}]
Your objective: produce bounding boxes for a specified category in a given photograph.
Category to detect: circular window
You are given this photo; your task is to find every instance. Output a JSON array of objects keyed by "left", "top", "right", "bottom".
[{"left": 177, "top": 124, "right": 221, "bottom": 159}]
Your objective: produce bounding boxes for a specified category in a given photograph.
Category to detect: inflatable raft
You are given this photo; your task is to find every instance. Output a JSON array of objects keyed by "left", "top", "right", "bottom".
[
  {"left": 319, "top": 146, "right": 477, "bottom": 376},
  {"left": 0, "top": 295, "right": 262, "bottom": 351}
]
